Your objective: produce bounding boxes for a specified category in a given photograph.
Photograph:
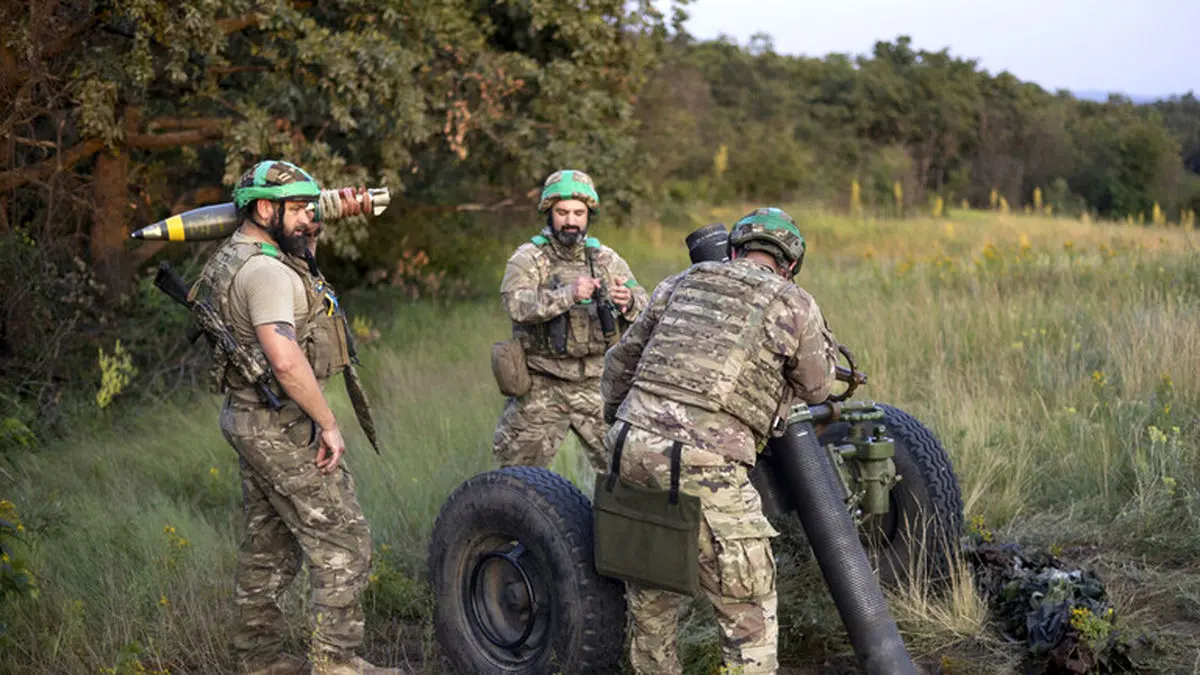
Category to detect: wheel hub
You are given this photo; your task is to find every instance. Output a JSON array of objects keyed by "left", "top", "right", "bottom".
[{"left": 467, "top": 542, "right": 541, "bottom": 652}]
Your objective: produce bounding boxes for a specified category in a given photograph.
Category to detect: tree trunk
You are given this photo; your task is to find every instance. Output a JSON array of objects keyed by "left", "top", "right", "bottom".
[{"left": 90, "top": 108, "right": 137, "bottom": 299}]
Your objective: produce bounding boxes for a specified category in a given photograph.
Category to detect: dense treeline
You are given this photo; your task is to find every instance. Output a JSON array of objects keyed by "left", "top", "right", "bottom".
[
  {"left": 1, "top": 1, "right": 1198, "bottom": 439},
  {"left": 638, "top": 34, "right": 1200, "bottom": 220}
]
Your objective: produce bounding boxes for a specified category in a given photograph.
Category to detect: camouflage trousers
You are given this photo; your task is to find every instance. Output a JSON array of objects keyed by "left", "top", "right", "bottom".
[
  {"left": 492, "top": 372, "right": 611, "bottom": 472},
  {"left": 607, "top": 422, "right": 780, "bottom": 675},
  {"left": 220, "top": 397, "right": 373, "bottom": 671}
]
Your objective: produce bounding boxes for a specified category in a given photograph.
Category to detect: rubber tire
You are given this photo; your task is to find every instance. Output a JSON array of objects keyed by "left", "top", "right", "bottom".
[
  {"left": 818, "top": 404, "right": 964, "bottom": 586},
  {"left": 427, "top": 466, "right": 626, "bottom": 674}
]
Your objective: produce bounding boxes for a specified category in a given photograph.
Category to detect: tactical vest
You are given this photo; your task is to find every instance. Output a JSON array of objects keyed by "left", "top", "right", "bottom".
[
  {"left": 192, "top": 238, "right": 351, "bottom": 399},
  {"left": 514, "top": 234, "right": 619, "bottom": 359},
  {"left": 632, "top": 261, "right": 794, "bottom": 437}
]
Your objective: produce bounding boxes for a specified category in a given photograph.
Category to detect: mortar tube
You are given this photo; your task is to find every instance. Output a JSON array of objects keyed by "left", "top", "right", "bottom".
[{"left": 765, "top": 420, "right": 917, "bottom": 675}]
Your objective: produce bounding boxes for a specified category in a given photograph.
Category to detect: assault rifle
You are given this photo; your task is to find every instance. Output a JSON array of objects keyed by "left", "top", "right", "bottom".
[{"left": 153, "top": 261, "right": 283, "bottom": 411}]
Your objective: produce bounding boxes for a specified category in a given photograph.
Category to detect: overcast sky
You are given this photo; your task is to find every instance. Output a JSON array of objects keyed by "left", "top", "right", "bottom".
[{"left": 675, "top": 0, "right": 1198, "bottom": 97}]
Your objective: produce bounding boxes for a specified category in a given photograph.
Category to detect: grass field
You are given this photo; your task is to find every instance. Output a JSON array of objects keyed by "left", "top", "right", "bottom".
[{"left": 2, "top": 207, "right": 1199, "bottom": 674}]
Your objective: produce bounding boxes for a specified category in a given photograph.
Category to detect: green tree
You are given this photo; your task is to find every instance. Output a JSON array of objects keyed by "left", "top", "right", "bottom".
[{"left": 1070, "top": 101, "right": 1181, "bottom": 217}]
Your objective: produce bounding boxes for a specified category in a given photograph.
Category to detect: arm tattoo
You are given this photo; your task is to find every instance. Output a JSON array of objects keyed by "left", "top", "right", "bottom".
[{"left": 272, "top": 322, "right": 297, "bottom": 341}]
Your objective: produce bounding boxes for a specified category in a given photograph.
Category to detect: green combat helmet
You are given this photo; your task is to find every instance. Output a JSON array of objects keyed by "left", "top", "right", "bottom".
[
  {"left": 729, "top": 207, "right": 807, "bottom": 276},
  {"left": 538, "top": 169, "right": 600, "bottom": 212},
  {"left": 233, "top": 160, "right": 322, "bottom": 209}
]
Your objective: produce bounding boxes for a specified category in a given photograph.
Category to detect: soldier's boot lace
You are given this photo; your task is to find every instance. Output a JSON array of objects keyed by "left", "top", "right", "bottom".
[
  {"left": 243, "top": 652, "right": 308, "bottom": 675},
  {"left": 311, "top": 655, "right": 402, "bottom": 675}
]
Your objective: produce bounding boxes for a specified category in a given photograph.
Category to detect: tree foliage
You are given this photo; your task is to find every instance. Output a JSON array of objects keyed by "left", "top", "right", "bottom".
[
  {"left": 2, "top": 0, "right": 678, "bottom": 259},
  {"left": 637, "top": 35, "right": 1198, "bottom": 220},
  {"left": 0, "top": 0, "right": 682, "bottom": 432}
]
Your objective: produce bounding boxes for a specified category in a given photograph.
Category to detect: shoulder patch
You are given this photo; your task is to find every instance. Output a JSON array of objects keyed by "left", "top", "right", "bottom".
[
  {"left": 531, "top": 234, "right": 550, "bottom": 246},
  {"left": 584, "top": 236, "right": 601, "bottom": 248},
  {"left": 258, "top": 243, "right": 280, "bottom": 258}
]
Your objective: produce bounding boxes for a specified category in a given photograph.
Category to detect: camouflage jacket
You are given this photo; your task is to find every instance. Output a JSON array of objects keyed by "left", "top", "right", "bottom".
[
  {"left": 501, "top": 228, "right": 649, "bottom": 381},
  {"left": 600, "top": 258, "right": 837, "bottom": 464}
]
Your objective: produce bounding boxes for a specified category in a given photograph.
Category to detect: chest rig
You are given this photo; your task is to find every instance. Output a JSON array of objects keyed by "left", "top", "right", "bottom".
[
  {"left": 191, "top": 239, "right": 351, "bottom": 397},
  {"left": 514, "top": 234, "right": 620, "bottom": 359}
]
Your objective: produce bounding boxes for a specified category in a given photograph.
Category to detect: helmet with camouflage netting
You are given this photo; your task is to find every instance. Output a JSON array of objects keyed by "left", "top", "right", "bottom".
[
  {"left": 729, "top": 207, "right": 806, "bottom": 276},
  {"left": 538, "top": 169, "right": 600, "bottom": 213}
]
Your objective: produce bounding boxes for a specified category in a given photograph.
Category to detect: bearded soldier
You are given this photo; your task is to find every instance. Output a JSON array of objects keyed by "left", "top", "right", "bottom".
[
  {"left": 192, "top": 160, "right": 395, "bottom": 675},
  {"left": 600, "top": 208, "right": 839, "bottom": 674},
  {"left": 492, "top": 169, "right": 649, "bottom": 472}
]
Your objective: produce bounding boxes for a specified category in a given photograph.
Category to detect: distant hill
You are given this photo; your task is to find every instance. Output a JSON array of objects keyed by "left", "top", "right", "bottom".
[{"left": 1072, "top": 89, "right": 1165, "bottom": 105}]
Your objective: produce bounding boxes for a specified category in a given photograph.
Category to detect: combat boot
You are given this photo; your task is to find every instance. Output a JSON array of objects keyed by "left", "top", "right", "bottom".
[
  {"left": 243, "top": 653, "right": 308, "bottom": 675},
  {"left": 311, "top": 655, "right": 402, "bottom": 675}
]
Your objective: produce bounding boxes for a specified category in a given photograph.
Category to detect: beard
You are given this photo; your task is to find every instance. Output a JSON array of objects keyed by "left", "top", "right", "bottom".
[
  {"left": 553, "top": 225, "right": 587, "bottom": 247},
  {"left": 268, "top": 222, "right": 310, "bottom": 258}
]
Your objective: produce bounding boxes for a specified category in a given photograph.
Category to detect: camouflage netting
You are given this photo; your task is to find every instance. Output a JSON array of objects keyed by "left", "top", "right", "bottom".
[{"left": 965, "top": 541, "right": 1154, "bottom": 674}]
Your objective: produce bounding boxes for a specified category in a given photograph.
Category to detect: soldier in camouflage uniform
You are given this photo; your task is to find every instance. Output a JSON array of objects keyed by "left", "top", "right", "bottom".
[
  {"left": 493, "top": 170, "right": 649, "bottom": 471},
  {"left": 600, "top": 208, "right": 839, "bottom": 674},
  {"left": 192, "top": 160, "right": 397, "bottom": 675}
]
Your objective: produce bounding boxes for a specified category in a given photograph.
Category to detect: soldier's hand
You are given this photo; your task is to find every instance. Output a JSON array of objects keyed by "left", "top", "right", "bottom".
[
  {"left": 304, "top": 224, "right": 322, "bottom": 255},
  {"left": 316, "top": 425, "right": 346, "bottom": 474},
  {"left": 572, "top": 276, "right": 600, "bottom": 302},
  {"left": 609, "top": 279, "right": 632, "bottom": 309}
]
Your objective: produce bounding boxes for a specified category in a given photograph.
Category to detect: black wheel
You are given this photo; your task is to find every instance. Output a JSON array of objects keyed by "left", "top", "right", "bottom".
[
  {"left": 818, "top": 404, "right": 964, "bottom": 586},
  {"left": 427, "top": 467, "right": 626, "bottom": 674}
]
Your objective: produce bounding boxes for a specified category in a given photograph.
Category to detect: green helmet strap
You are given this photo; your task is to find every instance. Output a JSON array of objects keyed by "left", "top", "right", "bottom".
[{"left": 234, "top": 182, "right": 323, "bottom": 209}]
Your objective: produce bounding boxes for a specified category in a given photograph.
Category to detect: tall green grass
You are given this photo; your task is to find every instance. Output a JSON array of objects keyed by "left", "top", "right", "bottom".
[{"left": 2, "top": 210, "right": 1198, "bottom": 672}]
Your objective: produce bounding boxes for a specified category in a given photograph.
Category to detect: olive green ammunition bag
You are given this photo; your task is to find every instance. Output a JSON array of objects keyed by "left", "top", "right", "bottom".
[
  {"left": 491, "top": 339, "right": 532, "bottom": 397},
  {"left": 592, "top": 423, "right": 701, "bottom": 597}
]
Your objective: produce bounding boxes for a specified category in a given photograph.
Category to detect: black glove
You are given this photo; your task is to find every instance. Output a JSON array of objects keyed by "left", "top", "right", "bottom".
[{"left": 603, "top": 403, "right": 619, "bottom": 425}]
